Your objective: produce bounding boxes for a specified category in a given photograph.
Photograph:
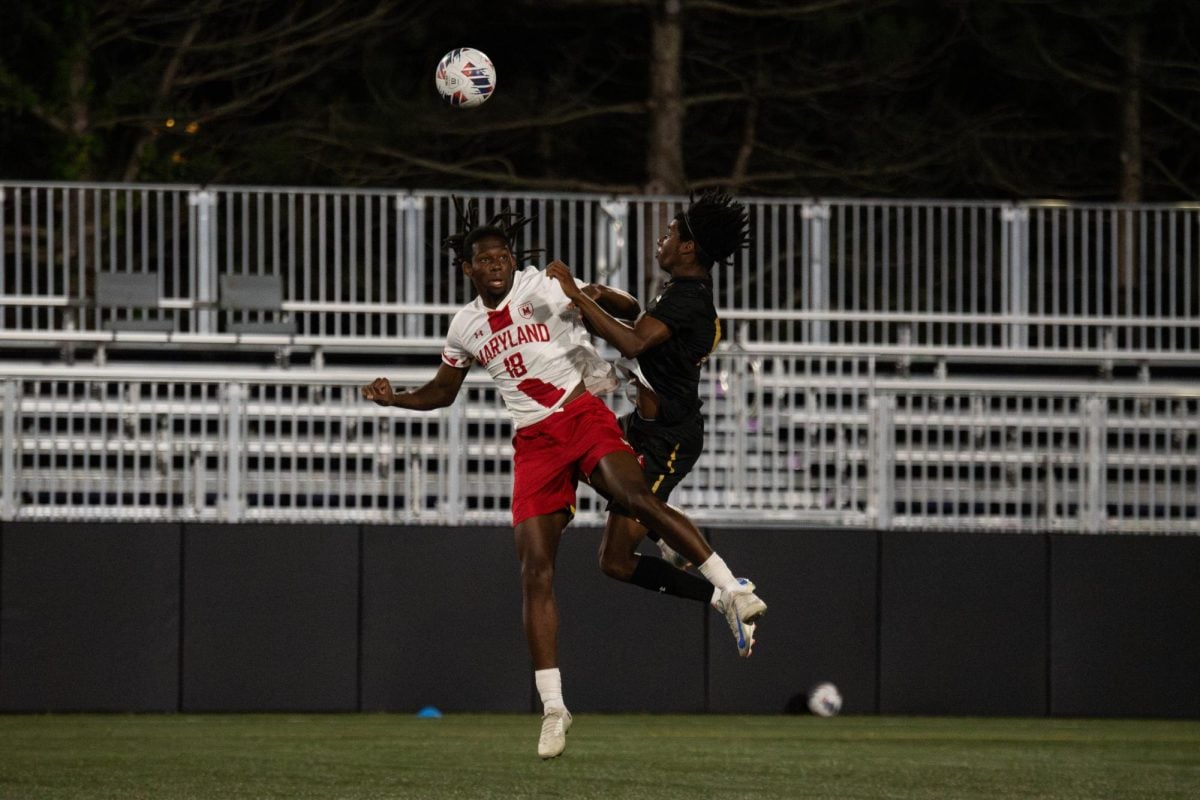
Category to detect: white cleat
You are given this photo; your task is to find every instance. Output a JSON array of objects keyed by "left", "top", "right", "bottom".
[
  {"left": 538, "top": 707, "right": 573, "bottom": 759},
  {"left": 713, "top": 578, "right": 767, "bottom": 658}
]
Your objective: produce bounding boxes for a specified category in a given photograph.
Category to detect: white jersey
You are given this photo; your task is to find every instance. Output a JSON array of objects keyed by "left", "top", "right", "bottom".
[{"left": 442, "top": 265, "right": 616, "bottom": 428}]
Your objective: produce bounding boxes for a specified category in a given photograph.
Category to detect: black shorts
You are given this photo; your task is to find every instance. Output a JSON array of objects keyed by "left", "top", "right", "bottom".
[{"left": 619, "top": 410, "right": 705, "bottom": 503}]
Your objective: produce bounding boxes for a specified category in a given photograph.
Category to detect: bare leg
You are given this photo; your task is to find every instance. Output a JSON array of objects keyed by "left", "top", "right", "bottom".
[
  {"left": 589, "top": 450, "right": 714, "bottom": 566},
  {"left": 513, "top": 511, "right": 570, "bottom": 670},
  {"left": 600, "top": 508, "right": 715, "bottom": 602},
  {"left": 516, "top": 511, "right": 574, "bottom": 759},
  {"left": 598, "top": 512, "right": 646, "bottom": 581},
  {"left": 592, "top": 451, "right": 766, "bottom": 658}
]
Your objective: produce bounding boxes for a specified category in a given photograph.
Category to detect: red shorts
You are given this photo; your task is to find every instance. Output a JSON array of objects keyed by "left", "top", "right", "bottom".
[{"left": 511, "top": 392, "right": 636, "bottom": 526}]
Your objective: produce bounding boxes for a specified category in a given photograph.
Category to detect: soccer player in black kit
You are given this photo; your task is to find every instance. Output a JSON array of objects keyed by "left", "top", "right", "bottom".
[{"left": 547, "top": 191, "right": 765, "bottom": 656}]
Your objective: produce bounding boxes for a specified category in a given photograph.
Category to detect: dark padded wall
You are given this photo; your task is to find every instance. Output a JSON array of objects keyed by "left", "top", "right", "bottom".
[
  {"left": 708, "top": 528, "right": 879, "bottom": 714},
  {"left": 553, "top": 525, "right": 706, "bottom": 712},
  {"left": 360, "top": 525, "right": 529, "bottom": 712},
  {"left": 879, "top": 531, "right": 1047, "bottom": 715},
  {"left": 181, "top": 524, "right": 359, "bottom": 711},
  {"left": 0, "top": 522, "right": 180, "bottom": 711},
  {"left": 3, "top": 522, "right": 1197, "bottom": 717},
  {"left": 1050, "top": 533, "right": 1200, "bottom": 718}
]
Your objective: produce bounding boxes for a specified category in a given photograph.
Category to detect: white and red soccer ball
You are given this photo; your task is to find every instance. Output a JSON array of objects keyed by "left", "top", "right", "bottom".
[
  {"left": 807, "top": 682, "right": 843, "bottom": 717},
  {"left": 435, "top": 47, "right": 496, "bottom": 108}
]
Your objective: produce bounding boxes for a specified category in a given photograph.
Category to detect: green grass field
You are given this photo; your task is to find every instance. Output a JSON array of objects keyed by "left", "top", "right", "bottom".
[{"left": 1, "top": 714, "right": 1197, "bottom": 799}]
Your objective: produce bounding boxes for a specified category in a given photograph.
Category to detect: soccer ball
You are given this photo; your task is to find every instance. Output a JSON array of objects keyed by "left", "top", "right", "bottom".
[
  {"left": 434, "top": 47, "right": 496, "bottom": 108},
  {"left": 807, "top": 682, "right": 843, "bottom": 717}
]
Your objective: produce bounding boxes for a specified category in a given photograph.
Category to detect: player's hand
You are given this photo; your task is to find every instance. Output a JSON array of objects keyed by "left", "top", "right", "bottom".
[
  {"left": 362, "top": 377, "right": 398, "bottom": 406},
  {"left": 546, "top": 260, "right": 583, "bottom": 301}
]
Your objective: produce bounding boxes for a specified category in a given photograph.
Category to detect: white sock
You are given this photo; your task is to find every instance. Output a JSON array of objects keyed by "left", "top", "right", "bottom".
[
  {"left": 535, "top": 668, "right": 565, "bottom": 712},
  {"left": 698, "top": 553, "right": 739, "bottom": 591}
]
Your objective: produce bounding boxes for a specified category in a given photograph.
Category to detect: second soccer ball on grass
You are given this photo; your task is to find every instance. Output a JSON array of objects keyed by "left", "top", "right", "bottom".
[{"left": 807, "top": 682, "right": 843, "bottom": 717}]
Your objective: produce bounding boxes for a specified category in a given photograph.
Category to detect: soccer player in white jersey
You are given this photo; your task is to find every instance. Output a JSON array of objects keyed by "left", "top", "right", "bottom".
[{"left": 362, "top": 216, "right": 766, "bottom": 760}]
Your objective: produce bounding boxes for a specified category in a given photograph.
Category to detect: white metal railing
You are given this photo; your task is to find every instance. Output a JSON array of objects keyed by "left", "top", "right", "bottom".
[
  {"left": 3, "top": 182, "right": 1198, "bottom": 364},
  {"left": 2, "top": 357, "right": 1196, "bottom": 532}
]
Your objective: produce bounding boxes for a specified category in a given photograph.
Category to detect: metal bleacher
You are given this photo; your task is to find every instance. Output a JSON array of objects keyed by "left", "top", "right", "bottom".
[{"left": 1, "top": 181, "right": 1198, "bottom": 531}]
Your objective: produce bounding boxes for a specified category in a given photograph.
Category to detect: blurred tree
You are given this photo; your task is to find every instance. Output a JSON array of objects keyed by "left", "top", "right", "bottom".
[
  {"left": 645, "top": 0, "right": 686, "bottom": 194},
  {"left": 962, "top": 0, "right": 1200, "bottom": 201},
  {"left": 301, "top": 0, "right": 965, "bottom": 196},
  {"left": 0, "top": 0, "right": 421, "bottom": 182},
  {"left": 1, "top": 0, "right": 1197, "bottom": 200},
  {"left": 672, "top": 0, "right": 965, "bottom": 196}
]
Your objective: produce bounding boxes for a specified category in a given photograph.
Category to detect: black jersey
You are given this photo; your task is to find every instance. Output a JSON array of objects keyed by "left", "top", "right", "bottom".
[{"left": 639, "top": 276, "right": 721, "bottom": 424}]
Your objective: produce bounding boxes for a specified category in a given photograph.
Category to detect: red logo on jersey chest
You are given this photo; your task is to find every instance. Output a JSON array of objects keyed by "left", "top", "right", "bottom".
[
  {"left": 518, "top": 302, "right": 534, "bottom": 319},
  {"left": 487, "top": 305, "right": 513, "bottom": 333}
]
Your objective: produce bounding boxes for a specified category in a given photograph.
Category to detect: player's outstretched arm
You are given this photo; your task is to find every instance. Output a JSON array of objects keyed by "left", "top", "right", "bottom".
[
  {"left": 583, "top": 284, "right": 639, "bottom": 321},
  {"left": 546, "top": 260, "right": 671, "bottom": 359},
  {"left": 361, "top": 363, "right": 468, "bottom": 410}
]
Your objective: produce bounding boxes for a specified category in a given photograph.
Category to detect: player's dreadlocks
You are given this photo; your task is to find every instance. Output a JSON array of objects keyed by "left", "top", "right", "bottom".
[
  {"left": 442, "top": 196, "right": 542, "bottom": 266},
  {"left": 676, "top": 190, "right": 750, "bottom": 269}
]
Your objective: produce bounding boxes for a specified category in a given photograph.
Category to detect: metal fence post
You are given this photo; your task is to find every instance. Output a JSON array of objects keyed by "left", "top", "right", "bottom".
[
  {"left": 869, "top": 394, "right": 896, "bottom": 529},
  {"left": 803, "top": 202, "right": 831, "bottom": 344},
  {"left": 399, "top": 194, "right": 426, "bottom": 338},
  {"left": 222, "top": 383, "right": 245, "bottom": 522},
  {"left": 730, "top": 342, "right": 749, "bottom": 504},
  {"left": 597, "top": 199, "right": 630, "bottom": 288},
  {"left": 444, "top": 400, "right": 463, "bottom": 524},
  {"left": 1084, "top": 395, "right": 1107, "bottom": 533},
  {"left": 1, "top": 380, "right": 17, "bottom": 520},
  {"left": 0, "top": 189, "right": 6, "bottom": 308},
  {"left": 1002, "top": 205, "right": 1030, "bottom": 348},
  {"left": 190, "top": 190, "right": 217, "bottom": 333}
]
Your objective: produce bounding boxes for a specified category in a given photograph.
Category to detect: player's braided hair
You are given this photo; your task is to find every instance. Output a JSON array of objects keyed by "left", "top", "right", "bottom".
[
  {"left": 676, "top": 190, "right": 750, "bottom": 269},
  {"left": 442, "top": 196, "right": 542, "bottom": 266}
]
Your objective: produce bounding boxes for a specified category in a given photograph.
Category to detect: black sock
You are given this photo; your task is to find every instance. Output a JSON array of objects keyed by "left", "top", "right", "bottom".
[{"left": 629, "top": 555, "right": 713, "bottom": 603}]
